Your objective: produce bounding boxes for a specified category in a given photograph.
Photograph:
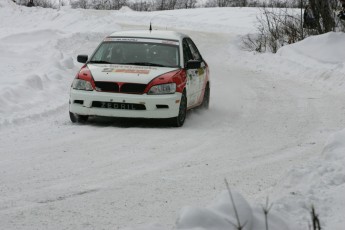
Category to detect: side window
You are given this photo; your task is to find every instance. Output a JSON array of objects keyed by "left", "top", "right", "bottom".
[
  {"left": 186, "top": 38, "right": 201, "bottom": 61},
  {"left": 183, "top": 39, "right": 193, "bottom": 65}
]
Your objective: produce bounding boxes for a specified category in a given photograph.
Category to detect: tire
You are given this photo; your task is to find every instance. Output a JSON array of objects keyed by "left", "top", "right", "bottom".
[
  {"left": 170, "top": 91, "right": 187, "bottom": 127},
  {"left": 201, "top": 84, "right": 210, "bottom": 110},
  {"left": 78, "top": 115, "right": 89, "bottom": 123},
  {"left": 69, "top": 111, "right": 89, "bottom": 123}
]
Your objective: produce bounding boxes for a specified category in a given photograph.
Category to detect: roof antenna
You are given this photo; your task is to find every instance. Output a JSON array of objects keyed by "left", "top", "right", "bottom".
[{"left": 149, "top": 21, "right": 152, "bottom": 32}]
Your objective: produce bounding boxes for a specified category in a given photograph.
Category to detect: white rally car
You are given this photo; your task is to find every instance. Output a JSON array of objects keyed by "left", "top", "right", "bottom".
[{"left": 69, "top": 30, "right": 210, "bottom": 127}]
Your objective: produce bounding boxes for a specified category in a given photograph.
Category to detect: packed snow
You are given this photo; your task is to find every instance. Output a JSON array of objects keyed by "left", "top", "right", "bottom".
[{"left": 0, "top": 1, "right": 345, "bottom": 230}]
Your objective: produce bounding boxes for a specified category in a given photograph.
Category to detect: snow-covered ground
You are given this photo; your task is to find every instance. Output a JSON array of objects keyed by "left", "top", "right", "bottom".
[{"left": 1, "top": 1, "right": 345, "bottom": 229}]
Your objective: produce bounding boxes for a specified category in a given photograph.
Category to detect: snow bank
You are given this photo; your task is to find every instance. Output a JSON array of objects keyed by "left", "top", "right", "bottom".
[
  {"left": 277, "top": 32, "right": 345, "bottom": 93},
  {"left": 271, "top": 129, "right": 345, "bottom": 229},
  {"left": 0, "top": 0, "right": 17, "bottom": 8},
  {"left": 0, "top": 5, "right": 120, "bottom": 125},
  {"left": 126, "top": 190, "right": 289, "bottom": 230},
  {"left": 119, "top": 6, "right": 134, "bottom": 12},
  {"left": 175, "top": 190, "right": 289, "bottom": 230},
  {"left": 237, "top": 32, "right": 345, "bottom": 95},
  {"left": 277, "top": 32, "right": 345, "bottom": 67},
  {"left": 0, "top": 28, "right": 77, "bottom": 124}
]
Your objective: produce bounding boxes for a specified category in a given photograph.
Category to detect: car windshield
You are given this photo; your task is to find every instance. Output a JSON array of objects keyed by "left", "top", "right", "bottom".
[{"left": 90, "top": 38, "right": 180, "bottom": 68}]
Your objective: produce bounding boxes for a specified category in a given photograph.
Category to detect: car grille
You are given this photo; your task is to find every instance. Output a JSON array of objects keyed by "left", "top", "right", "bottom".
[
  {"left": 95, "top": 82, "right": 119, "bottom": 92},
  {"left": 95, "top": 82, "right": 147, "bottom": 94},
  {"left": 121, "top": 83, "right": 147, "bottom": 94}
]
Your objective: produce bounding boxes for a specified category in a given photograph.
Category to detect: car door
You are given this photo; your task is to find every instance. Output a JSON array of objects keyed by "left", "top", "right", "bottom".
[
  {"left": 186, "top": 38, "right": 206, "bottom": 105},
  {"left": 183, "top": 39, "right": 198, "bottom": 107}
]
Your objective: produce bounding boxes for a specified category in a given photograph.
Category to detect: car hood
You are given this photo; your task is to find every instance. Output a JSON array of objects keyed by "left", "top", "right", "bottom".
[{"left": 88, "top": 64, "right": 179, "bottom": 84}]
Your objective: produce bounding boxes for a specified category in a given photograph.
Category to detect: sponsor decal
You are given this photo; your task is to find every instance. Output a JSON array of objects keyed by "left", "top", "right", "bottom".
[
  {"left": 102, "top": 67, "right": 150, "bottom": 74},
  {"left": 198, "top": 68, "right": 205, "bottom": 76},
  {"left": 104, "top": 38, "right": 139, "bottom": 42},
  {"left": 102, "top": 65, "right": 158, "bottom": 74},
  {"left": 115, "top": 69, "right": 150, "bottom": 74},
  {"left": 113, "top": 65, "right": 157, "bottom": 70},
  {"left": 104, "top": 37, "right": 179, "bottom": 46}
]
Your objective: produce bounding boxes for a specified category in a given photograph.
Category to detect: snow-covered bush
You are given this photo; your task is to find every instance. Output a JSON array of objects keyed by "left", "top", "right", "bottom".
[
  {"left": 169, "top": 188, "right": 290, "bottom": 230},
  {"left": 242, "top": 7, "right": 304, "bottom": 53},
  {"left": 70, "top": 0, "right": 128, "bottom": 10},
  {"left": 241, "top": 4, "right": 341, "bottom": 53}
]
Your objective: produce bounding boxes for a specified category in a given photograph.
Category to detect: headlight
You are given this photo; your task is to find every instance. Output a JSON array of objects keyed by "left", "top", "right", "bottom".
[
  {"left": 72, "top": 79, "right": 93, "bottom": 91},
  {"left": 148, "top": 83, "right": 176, "bottom": 95}
]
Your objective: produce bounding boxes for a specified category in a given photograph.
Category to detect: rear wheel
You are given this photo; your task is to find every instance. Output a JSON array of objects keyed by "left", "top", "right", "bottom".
[
  {"left": 170, "top": 91, "right": 187, "bottom": 127},
  {"left": 69, "top": 112, "right": 89, "bottom": 123},
  {"left": 201, "top": 83, "right": 210, "bottom": 109}
]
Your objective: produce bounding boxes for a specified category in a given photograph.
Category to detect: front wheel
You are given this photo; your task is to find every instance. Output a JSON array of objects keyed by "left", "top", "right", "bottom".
[
  {"left": 69, "top": 112, "right": 89, "bottom": 123},
  {"left": 170, "top": 91, "right": 187, "bottom": 127}
]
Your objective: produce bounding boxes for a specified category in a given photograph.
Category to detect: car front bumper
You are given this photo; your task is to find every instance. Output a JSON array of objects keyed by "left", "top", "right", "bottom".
[{"left": 69, "top": 89, "right": 182, "bottom": 119}]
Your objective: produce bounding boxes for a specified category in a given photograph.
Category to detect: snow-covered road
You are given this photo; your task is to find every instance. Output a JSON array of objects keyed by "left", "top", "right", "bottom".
[{"left": 1, "top": 3, "right": 345, "bottom": 230}]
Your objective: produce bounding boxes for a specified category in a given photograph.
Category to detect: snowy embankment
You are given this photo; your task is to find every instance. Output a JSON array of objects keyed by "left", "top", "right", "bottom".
[
  {"left": 244, "top": 32, "right": 345, "bottom": 230},
  {"left": 1, "top": 1, "right": 345, "bottom": 230},
  {"left": 275, "top": 32, "right": 345, "bottom": 94},
  {"left": 272, "top": 128, "right": 345, "bottom": 230}
]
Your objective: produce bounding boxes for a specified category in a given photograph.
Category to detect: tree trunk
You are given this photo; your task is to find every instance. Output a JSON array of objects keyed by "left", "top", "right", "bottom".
[
  {"left": 318, "top": 0, "right": 335, "bottom": 32},
  {"left": 309, "top": 0, "right": 335, "bottom": 33}
]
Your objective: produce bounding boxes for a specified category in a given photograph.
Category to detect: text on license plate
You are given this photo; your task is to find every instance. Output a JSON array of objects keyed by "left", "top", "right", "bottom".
[
  {"left": 102, "top": 102, "right": 136, "bottom": 110},
  {"left": 92, "top": 101, "right": 146, "bottom": 110}
]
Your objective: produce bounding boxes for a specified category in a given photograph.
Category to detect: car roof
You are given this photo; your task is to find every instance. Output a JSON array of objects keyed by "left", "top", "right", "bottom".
[{"left": 108, "top": 30, "right": 189, "bottom": 41}]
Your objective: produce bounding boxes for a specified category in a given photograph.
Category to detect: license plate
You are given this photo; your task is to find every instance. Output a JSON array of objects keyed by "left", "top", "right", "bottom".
[
  {"left": 102, "top": 102, "right": 136, "bottom": 110},
  {"left": 92, "top": 101, "right": 145, "bottom": 110}
]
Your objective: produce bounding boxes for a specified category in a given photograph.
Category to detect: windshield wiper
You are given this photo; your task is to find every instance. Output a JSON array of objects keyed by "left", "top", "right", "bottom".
[
  {"left": 123, "top": 62, "right": 166, "bottom": 67},
  {"left": 89, "top": 60, "right": 112, "bottom": 64}
]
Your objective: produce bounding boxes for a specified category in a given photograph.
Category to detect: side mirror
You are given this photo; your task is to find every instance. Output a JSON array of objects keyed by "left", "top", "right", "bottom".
[
  {"left": 186, "top": 60, "right": 201, "bottom": 69},
  {"left": 77, "top": 55, "right": 88, "bottom": 64}
]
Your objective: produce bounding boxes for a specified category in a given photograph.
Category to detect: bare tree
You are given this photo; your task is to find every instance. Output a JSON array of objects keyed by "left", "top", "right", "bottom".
[
  {"left": 205, "top": 0, "right": 229, "bottom": 7},
  {"left": 168, "top": 0, "right": 177, "bottom": 9},
  {"left": 70, "top": 0, "right": 88, "bottom": 8},
  {"left": 130, "top": 0, "right": 153, "bottom": 11},
  {"left": 110, "top": 0, "right": 127, "bottom": 10},
  {"left": 242, "top": 7, "right": 305, "bottom": 53},
  {"left": 183, "top": 0, "right": 197, "bottom": 8},
  {"left": 218, "top": 0, "right": 230, "bottom": 7},
  {"left": 156, "top": 0, "right": 166, "bottom": 10}
]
